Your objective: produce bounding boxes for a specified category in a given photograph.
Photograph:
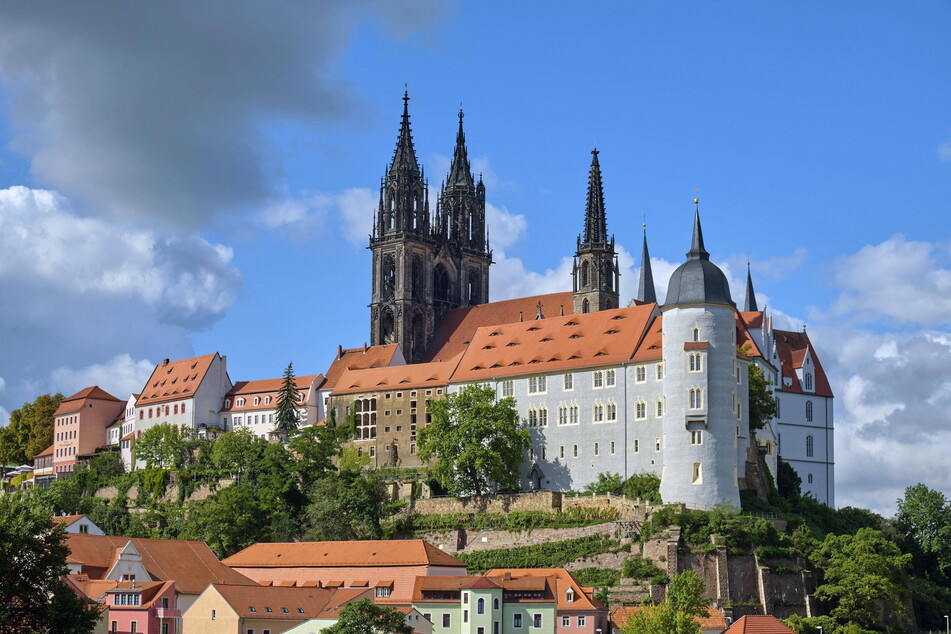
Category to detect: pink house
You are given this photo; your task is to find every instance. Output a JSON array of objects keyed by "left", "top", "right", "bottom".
[
  {"left": 483, "top": 569, "right": 609, "bottom": 634},
  {"left": 52, "top": 386, "right": 124, "bottom": 476},
  {"left": 103, "top": 580, "right": 179, "bottom": 634}
]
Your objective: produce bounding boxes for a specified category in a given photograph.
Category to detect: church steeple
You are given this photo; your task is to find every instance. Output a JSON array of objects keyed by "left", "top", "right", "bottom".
[
  {"left": 573, "top": 148, "right": 619, "bottom": 314},
  {"left": 744, "top": 263, "right": 759, "bottom": 312},
  {"left": 375, "top": 91, "right": 428, "bottom": 238},
  {"left": 447, "top": 109, "right": 474, "bottom": 189},
  {"left": 637, "top": 226, "right": 657, "bottom": 304}
]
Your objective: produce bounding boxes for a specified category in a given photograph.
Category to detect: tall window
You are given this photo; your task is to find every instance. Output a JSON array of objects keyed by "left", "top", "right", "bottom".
[
  {"left": 656, "top": 399, "right": 664, "bottom": 417},
  {"left": 606, "top": 369, "right": 616, "bottom": 386},
  {"left": 563, "top": 373, "right": 573, "bottom": 391},
  {"left": 805, "top": 401, "right": 814, "bottom": 422},
  {"left": 689, "top": 388, "right": 703, "bottom": 409},
  {"left": 569, "top": 405, "right": 579, "bottom": 425},
  {"left": 593, "top": 371, "right": 603, "bottom": 388},
  {"left": 689, "top": 353, "right": 703, "bottom": 372},
  {"left": 443, "top": 614, "right": 451, "bottom": 628},
  {"left": 806, "top": 435, "right": 814, "bottom": 457},
  {"left": 558, "top": 406, "right": 568, "bottom": 426},
  {"left": 690, "top": 430, "right": 703, "bottom": 445},
  {"left": 606, "top": 402, "right": 617, "bottom": 422},
  {"left": 514, "top": 614, "right": 522, "bottom": 628},
  {"left": 478, "top": 598, "right": 485, "bottom": 614},
  {"left": 354, "top": 398, "right": 378, "bottom": 440},
  {"left": 594, "top": 442, "right": 599, "bottom": 456},
  {"left": 692, "top": 462, "right": 702, "bottom": 484},
  {"left": 656, "top": 362, "right": 664, "bottom": 380},
  {"left": 692, "top": 326, "right": 700, "bottom": 342},
  {"left": 533, "top": 614, "right": 542, "bottom": 628},
  {"left": 804, "top": 373, "right": 813, "bottom": 390},
  {"left": 501, "top": 380, "right": 514, "bottom": 397},
  {"left": 635, "top": 401, "right": 646, "bottom": 420},
  {"left": 635, "top": 366, "right": 646, "bottom": 382},
  {"left": 593, "top": 404, "right": 604, "bottom": 423},
  {"left": 528, "top": 376, "right": 547, "bottom": 394}
]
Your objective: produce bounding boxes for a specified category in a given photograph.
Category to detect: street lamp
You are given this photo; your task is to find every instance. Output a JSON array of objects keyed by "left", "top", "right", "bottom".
[
  {"left": 816, "top": 627, "right": 822, "bottom": 634},
  {"left": 944, "top": 614, "right": 948, "bottom": 634}
]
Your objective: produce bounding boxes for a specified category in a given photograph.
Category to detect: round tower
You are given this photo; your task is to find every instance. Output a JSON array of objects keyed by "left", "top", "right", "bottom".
[{"left": 659, "top": 204, "right": 742, "bottom": 510}]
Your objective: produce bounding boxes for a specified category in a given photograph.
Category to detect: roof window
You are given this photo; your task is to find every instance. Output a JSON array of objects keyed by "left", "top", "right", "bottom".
[
  {"left": 249, "top": 607, "right": 256, "bottom": 613},
  {"left": 265, "top": 607, "right": 272, "bottom": 613}
]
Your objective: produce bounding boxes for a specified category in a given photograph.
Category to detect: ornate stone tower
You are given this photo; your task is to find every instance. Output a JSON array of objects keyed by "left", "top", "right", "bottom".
[
  {"left": 432, "top": 109, "right": 492, "bottom": 324},
  {"left": 369, "top": 92, "right": 435, "bottom": 361},
  {"left": 370, "top": 96, "right": 492, "bottom": 363},
  {"left": 572, "top": 149, "right": 619, "bottom": 314}
]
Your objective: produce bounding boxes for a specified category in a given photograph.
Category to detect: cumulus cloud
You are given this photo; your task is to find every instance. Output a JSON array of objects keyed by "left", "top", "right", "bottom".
[
  {"left": 830, "top": 235, "right": 951, "bottom": 326},
  {"left": 0, "top": 1, "right": 450, "bottom": 228},
  {"left": 50, "top": 354, "right": 156, "bottom": 401},
  {"left": 0, "top": 186, "right": 240, "bottom": 410}
]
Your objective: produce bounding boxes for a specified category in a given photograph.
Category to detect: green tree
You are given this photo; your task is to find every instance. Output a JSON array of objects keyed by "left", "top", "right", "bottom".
[
  {"left": 211, "top": 428, "right": 264, "bottom": 480},
  {"left": 0, "top": 393, "right": 63, "bottom": 467},
  {"left": 274, "top": 362, "right": 301, "bottom": 433},
  {"left": 135, "top": 422, "right": 191, "bottom": 470},
  {"left": 812, "top": 528, "right": 911, "bottom": 630},
  {"left": 184, "top": 483, "right": 266, "bottom": 557},
  {"left": 302, "top": 470, "right": 398, "bottom": 541},
  {"left": 417, "top": 385, "right": 530, "bottom": 496},
  {"left": 323, "top": 598, "right": 413, "bottom": 634},
  {"left": 0, "top": 495, "right": 101, "bottom": 633},
  {"left": 896, "top": 483, "right": 951, "bottom": 582},
  {"left": 747, "top": 363, "right": 777, "bottom": 432},
  {"left": 621, "top": 570, "right": 707, "bottom": 634},
  {"left": 777, "top": 458, "right": 802, "bottom": 501},
  {"left": 665, "top": 570, "right": 707, "bottom": 617}
]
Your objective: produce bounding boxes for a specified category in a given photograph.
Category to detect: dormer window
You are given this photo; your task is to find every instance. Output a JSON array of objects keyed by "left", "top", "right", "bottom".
[
  {"left": 224, "top": 399, "right": 231, "bottom": 408},
  {"left": 565, "top": 588, "right": 574, "bottom": 603},
  {"left": 253, "top": 397, "right": 260, "bottom": 406},
  {"left": 235, "top": 398, "right": 245, "bottom": 407},
  {"left": 265, "top": 396, "right": 272, "bottom": 405}
]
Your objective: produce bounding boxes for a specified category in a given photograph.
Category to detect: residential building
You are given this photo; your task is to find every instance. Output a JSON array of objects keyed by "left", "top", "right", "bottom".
[
  {"left": 52, "top": 386, "right": 124, "bottom": 476},
  {"left": 102, "top": 580, "right": 179, "bottom": 634},
  {"left": 220, "top": 373, "right": 322, "bottom": 439},
  {"left": 32, "top": 444, "right": 54, "bottom": 488},
  {"left": 318, "top": 343, "right": 405, "bottom": 423},
  {"left": 119, "top": 394, "right": 138, "bottom": 471},
  {"left": 222, "top": 539, "right": 467, "bottom": 604},
  {"left": 483, "top": 569, "right": 608, "bottom": 634}
]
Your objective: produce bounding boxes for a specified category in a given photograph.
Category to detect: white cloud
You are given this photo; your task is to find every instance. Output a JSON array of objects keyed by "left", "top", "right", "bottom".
[
  {"left": 337, "top": 188, "right": 378, "bottom": 246},
  {"left": 830, "top": 235, "right": 951, "bottom": 326},
  {"left": 485, "top": 203, "right": 527, "bottom": 251},
  {"left": 0, "top": 186, "right": 240, "bottom": 412},
  {"left": 50, "top": 354, "right": 155, "bottom": 400}
]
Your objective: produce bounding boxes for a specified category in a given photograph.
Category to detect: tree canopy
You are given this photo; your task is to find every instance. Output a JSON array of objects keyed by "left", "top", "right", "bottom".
[
  {"left": 0, "top": 393, "right": 63, "bottom": 466},
  {"left": 747, "top": 363, "right": 777, "bottom": 432},
  {"left": 323, "top": 598, "right": 413, "bottom": 634},
  {"left": 274, "top": 362, "right": 301, "bottom": 433},
  {"left": 417, "top": 384, "right": 530, "bottom": 497},
  {"left": 620, "top": 570, "right": 706, "bottom": 634},
  {"left": 896, "top": 483, "right": 951, "bottom": 582}
]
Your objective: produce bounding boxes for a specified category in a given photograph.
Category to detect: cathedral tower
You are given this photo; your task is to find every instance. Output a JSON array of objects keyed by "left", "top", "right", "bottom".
[
  {"left": 369, "top": 92, "right": 435, "bottom": 361},
  {"left": 572, "top": 149, "right": 619, "bottom": 314}
]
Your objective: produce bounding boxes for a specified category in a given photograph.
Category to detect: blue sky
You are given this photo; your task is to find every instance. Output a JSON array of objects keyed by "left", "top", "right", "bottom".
[{"left": 0, "top": 1, "right": 949, "bottom": 513}]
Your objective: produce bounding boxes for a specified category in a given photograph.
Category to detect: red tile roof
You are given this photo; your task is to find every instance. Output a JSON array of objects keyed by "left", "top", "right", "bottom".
[
  {"left": 63, "top": 386, "right": 123, "bottom": 403},
  {"left": 421, "top": 292, "right": 575, "bottom": 363},
  {"left": 221, "top": 374, "right": 321, "bottom": 412},
  {"left": 322, "top": 345, "right": 403, "bottom": 391},
  {"left": 483, "top": 568, "right": 605, "bottom": 612},
  {"left": 773, "top": 330, "right": 833, "bottom": 397},
  {"left": 52, "top": 514, "right": 87, "bottom": 528},
  {"left": 723, "top": 615, "right": 795, "bottom": 633},
  {"left": 137, "top": 353, "right": 221, "bottom": 407},
  {"left": 35, "top": 444, "right": 55, "bottom": 458},
  {"left": 65, "top": 533, "right": 256, "bottom": 595},
  {"left": 211, "top": 583, "right": 349, "bottom": 620},
  {"left": 332, "top": 357, "right": 461, "bottom": 395},
  {"left": 450, "top": 304, "right": 657, "bottom": 383},
  {"left": 222, "top": 540, "right": 466, "bottom": 569}
]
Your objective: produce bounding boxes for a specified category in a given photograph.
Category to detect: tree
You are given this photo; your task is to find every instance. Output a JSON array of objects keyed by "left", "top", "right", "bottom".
[
  {"left": 302, "top": 470, "right": 398, "bottom": 541},
  {"left": 747, "top": 363, "right": 777, "bottom": 432},
  {"left": 134, "top": 422, "right": 191, "bottom": 470},
  {"left": 274, "top": 362, "right": 302, "bottom": 433},
  {"left": 665, "top": 570, "right": 708, "bottom": 617},
  {"left": 417, "top": 385, "right": 530, "bottom": 497},
  {"left": 812, "top": 528, "right": 912, "bottom": 630},
  {"left": 777, "top": 458, "right": 802, "bottom": 501},
  {"left": 896, "top": 483, "right": 951, "bottom": 582},
  {"left": 0, "top": 495, "right": 101, "bottom": 633},
  {"left": 211, "top": 428, "right": 264, "bottom": 480},
  {"left": 0, "top": 393, "right": 63, "bottom": 467},
  {"left": 621, "top": 570, "right": 707, "bottom": 634},
  {"left": 324, "top": 598, "right": 413, "bottom": 634}
]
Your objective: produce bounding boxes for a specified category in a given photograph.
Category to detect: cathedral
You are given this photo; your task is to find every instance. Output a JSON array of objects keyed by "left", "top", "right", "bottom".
[{"left": 351, "top": 94, "right": 834, "bottom": 510}]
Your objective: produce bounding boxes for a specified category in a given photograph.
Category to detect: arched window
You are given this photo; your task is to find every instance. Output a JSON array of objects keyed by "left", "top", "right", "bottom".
[
  {"left": 805, "top": 401, "right": 813, "bottom": 422},
  {"left": 692, "top": 327, "right": 700, "bottom": 342},
  {"left": 580, "top": 261, "right": 589, "bottom": 287},
  {"left": 689, "top": 388, "right": 703, "bottom": 410},
  {"left": 493, "top": 598, "right": 500, "bottom": 610},
  {"left": 804, "top": 373, "right": 813, "bottom": 390},
  {"left": 807, "top": 473, "right": 813, "bottom": 484},
  {"left": 253, "top": 396, "right": 260, "bottom": 406},
  {"left": 806, "top": 435, "right": 814, "bottom": 457},
  {"left": 582, "top": 298, "right": 590, "bottom": 314},
  {"left": 477, "top": 598, "right": 485, "bottom": 614}
]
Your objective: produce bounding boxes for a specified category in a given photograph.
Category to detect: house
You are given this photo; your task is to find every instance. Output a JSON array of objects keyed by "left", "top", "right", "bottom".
[
  {"left": 52, "top": 386, "right": 125, "bottom": 476},
  {"left": 219, "top": 373, "right": 323, "bottom": 439},
  {"left": 102, "top": 580, "right": 179, "bottom": 634},
  {"left": 483, "top": 569, "right": 608, "bottom": 634},
  {"left": 65, "top": 533, "right": 257, "bottom": 614},
  {"left": 222, "top": 539, "right": 467, "bottom": 604},
  {"left": 32, "top": 444, "right": 54, "bottom": 488},
  {"left": 181, "top": 584, "right": 367, "bottom": 634},
  {"left": 723, "top": 615, "right": 795, "bottom": 633},
  {"left": 318, "top": 343, "right": 406, "bottom": 423},
  {"left": 610, "top": 605, "right": 727, "bottom": 634},
  {"left": 53, "top": 513, "right": 105, "bottom": 535}
]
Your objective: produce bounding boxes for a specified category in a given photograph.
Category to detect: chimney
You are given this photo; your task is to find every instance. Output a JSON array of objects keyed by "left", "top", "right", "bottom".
[
  {"left": 163, "top": 358, "right": 170, "bottom": 366},
  {"left": 337, "top": 344, "right": 343, "bottom": 359},
  {"left": 519, "top": 312, "right": 523, "bottom": 322},
  {"left": 363, "top": 342, "right": 368, "bottom": 353},
  {"left": 560, "top": 305, "right": 564, "bottom": 316}
]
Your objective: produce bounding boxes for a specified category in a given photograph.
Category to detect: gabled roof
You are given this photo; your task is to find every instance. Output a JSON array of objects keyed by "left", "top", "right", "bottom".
[
  {"left": 106, "top": 580, "right": 175, "bottom": 609},
  {"left": 54, "top": 386, "right": 122, "bottom": 416},
  {"left": 332, "top": 357, "right": 461, "bottom": 396},
  {"left": 211, "top": 583, "right": 346, "bottom": 620},
  {"left": 450, "top": 304, "right": 657, "bottom": 383},
  {"left": 421, "top": 292, "right": 575, "bottom": 363},
  {"left": 735, "top": 313, "right": 762, "bottom": 358},
  {"left": 723, "top": 615, "right": 795, "bottom": 633},
  {"left": 611, "top": 605, "right": 726, "bottom": 630},
  {"left": 53, "top": 514, "right": 88, "bottom": 528},
  {"left": 137, "top": 353, "right": 221, "bottom": 407},
  {"left": 483, "top": 568, "right": 605, "bottom": 612},
  {"left": 314, "top": 588, "right": 375, "bottom": 618},
  {"left": 221, "top": 374, "right": 321, "bottom": 412},
  {"left": 773, "top": 330, "right": 833, "bottom": 397},
  {"left": 64, "top": 574, "right": 119, "bottom": 602},
  {"left": 34, "top": 444, "right": 54, "bottom": 458},
  {"left": 65, "top": 533, "right": 256, "bottom": 595},
  {"left": 222, "top": 539, "right": 466, "bottom": 569},
  {"left": 321, "top": 345, "right": 403, "bottom": 391}
]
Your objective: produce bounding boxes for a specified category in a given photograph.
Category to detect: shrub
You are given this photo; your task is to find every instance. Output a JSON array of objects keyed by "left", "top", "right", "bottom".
[
  {"left": 571, "top": 567, "right": 621, "bottom": 586},
  {"left": 457, "top": 534, "right": 620, "bottom": 573},
  {"left": 622, "top": 555, "right": 668, "bottom": 585}
]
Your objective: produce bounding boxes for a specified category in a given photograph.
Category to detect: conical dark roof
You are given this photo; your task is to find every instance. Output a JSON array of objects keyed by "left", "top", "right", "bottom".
[
  {"left": 582, "top": 149, "right": 608, "bottom": 244},
  {"left": 664, "top": 208, "right": 733, "bottom": 308},
  {"left": 390, "top": 91, "right": 420, "bottom": 178},
  {"left": 744, "top": 263, "right": 759, "bottom": 312},
  {"left": 637, "top": 227, "right": 657, "bottom": 304}
]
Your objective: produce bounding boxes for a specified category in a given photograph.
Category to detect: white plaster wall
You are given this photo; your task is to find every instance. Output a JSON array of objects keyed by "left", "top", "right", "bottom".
[{"left": 775, "top": 390, "right": 834, "bottom": 506}]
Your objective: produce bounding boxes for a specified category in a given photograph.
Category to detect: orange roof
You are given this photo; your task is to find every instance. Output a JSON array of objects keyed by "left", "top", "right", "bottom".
[
  {"left": 35, "top": 444, "right": 55, "bottom": 458},
  {"left": 315, "top": 587, "right": 376, "bottom": 618},
  {"left": 53, "top": 514, "right": 87, "bottom": 528},
  {"left": 773, "top": 330, "right": 833, "bottom": 397},
  {"left": 64, "top": 386, "right": 122, "bottom": 403},
  {"left": 723, "top": 615, "right": 795, "bottom": 633},
  {"left": 450, "top": 304, "right": 657, "bottom": 383},
  {"left": 64, "top": 574, "right": 119, "bottom": 602},
  {"left": 483, "top": 568, "right": 605, "bottom": 612},
  {"left": 740, "top": 311, "right": 764, "bottom": 329},
  {"left": 421, "top": 292, "right": 575, "bottom": 363},
  {"left": 222, "top": 540, "right": 466, "bottom": 569},
  {"left": 611, "top": 605, "right": 727, "bottom": 630},
  {"left": 212, "top": 583, "right": 347, "bottom": 620},
  {"left": 106, "top": 580, "right": 175, "bottom": 609},
  {"left": 332, "top": 357, "right": 461, "bottom": 395},
  {"left": 66, "top": 533, "right": 256, "bottom": 595},
  {"left": 322, "top": 345, "right": 403, "bottom": 391},
  {"left": 137, "top": 353, "right": 220, "bottom": 407},
  {"left": 633, "top": 314, "right": 664, "bottom": 361},
  {"left": 221, "top": 374, "right": 321, "bottom": 412}
]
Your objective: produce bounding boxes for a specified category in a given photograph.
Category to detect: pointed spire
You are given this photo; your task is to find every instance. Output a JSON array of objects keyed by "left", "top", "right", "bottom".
[
  {"left": 390, "top": 91, "right": 420, "bottom": 177},
  {"left": 582, "top": 148, "right": 608, "bottom": 244},
  {"left": 687, "top": 199, "right": 710, "bottom": 260},
  {"left": 637, "top": 225, "right": 657, "bottom": 304},
  {"left": 744, "top": 262, "right": 759, "bottom": 312},
  {"left": 447, "top": 108, "right": 474, "bottom": 188}
]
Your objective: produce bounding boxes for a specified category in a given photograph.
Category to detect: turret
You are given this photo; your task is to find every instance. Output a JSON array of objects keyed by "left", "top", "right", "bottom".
[{"left": 572, "top": 148, "right": 619, "bottom": 313}]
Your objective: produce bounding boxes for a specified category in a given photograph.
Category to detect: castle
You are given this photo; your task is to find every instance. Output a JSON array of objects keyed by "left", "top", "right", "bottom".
[{"left": 34, "top": 94, "right": 834, "bottom": 512}]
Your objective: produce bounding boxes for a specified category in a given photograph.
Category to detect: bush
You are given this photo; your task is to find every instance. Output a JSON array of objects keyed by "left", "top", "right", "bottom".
[
  {"left": 622, "top": 555, "right": 668, "bottom": 585},
  {"left": 457, "top": 534, "right": 620, "bottom": 573},
  {"left": 406, "top": 507, "right": 619, "bottom": 532},
  {"left": 571, "top": 567, "right": 621, "bottom": 586}
]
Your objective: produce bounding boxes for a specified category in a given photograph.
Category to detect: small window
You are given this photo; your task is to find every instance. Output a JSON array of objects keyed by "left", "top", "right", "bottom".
[
  {"left": 692, "top": 462, "right": 702, "bottom": 484},
  {"left": 253, "top": 396, "right": 260, "bottom": 406},
  {"left": 656, "top": 362, "right": 664, "bottom": 380},
  {"left": 562, "top": 616, "right": 570, "bottom": 627},
  {"left": 376, "top": 586, "right": 391, "bottom": 598},
  {"left": 594, "top": 442, "right": 599, "bottom": 456},
  {"left": 635, "top": 366, "right": 646, "bottom": 382},
  {"left": 494, "top": 598, "right": 500, "bottom": 610},
  {"left": 655, "top": 437, "right": 661, "bottom": 452},
  {"left": 464, "top": 609, "right": 469, "bottom": 623},
  {"left": 533, "top": 614, "right": 542, "bottom": 628},
  {"left": 634, "top": 439, "right": 639, "bottom": 453},
  {"left": 514, "top": 614, "right": 523, "bottom": 628},
  {"left": 264, "top": 607, "right": 272, "bottom": 613},
  {"left": 501, "top": 380, "right": 514, "bottom": 397},
  {"left": 565, "top": 588, "right": 574, "bottom": 603},
  {"left": 691, "top": 430, "right": 703, "bottom": 445},
  {"left": 477, "top": 597, "right": 485, "bottom": 614},
  {"left": 578, "top": 616, "right": 587, "bottom": 627},
  {"left": 806, "top": 400, "right": 814, "bottom": 422},
  {"left": 805, "top": 373, "right": 813, "bottom": 391},
  {"left": 693, "top": 326, "right": 700, "bottom": 342},
  {"left": 281, "top": 608, "right": 289, "bottom": 614},
  {"left": 593, "top": 370, "right": 603, "bottom": 388},
  {"left": 443, "top": 614, "right": 451, "bottom": 628},
  {"left": 211, "top": 610, "right": 216, "bottom": 620},
  {"left": 808, "top": 473, "right": 813, "bottom": 484},
  {"left": 610, "top": 440, "right": 615, "bottom": 454},
  {"left": 573, "top": 444, "right": 578, "bottom": 458}
]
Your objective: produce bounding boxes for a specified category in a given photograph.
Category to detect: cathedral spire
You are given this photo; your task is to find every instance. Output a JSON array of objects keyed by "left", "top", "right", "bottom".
[
  {"left": 744, "top": 262, "right": 759, "bottom": 312},
  {"left": 582, "top": 148, "right": 608, "bottom": 245},
  {"left": 687, "top": 200, "right": 710, "bottom": 261},
  {"left": 390, "top": 91, "right": 420, "bottom": 178},
  {"left": 637, "top": 225, "right": 657, "bottom": 304},
  {"left": 447, "top": 109, "right": 474, "bottom": 188}
]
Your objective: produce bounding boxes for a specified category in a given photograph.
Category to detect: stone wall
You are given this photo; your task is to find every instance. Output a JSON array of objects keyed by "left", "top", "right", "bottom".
[
  {"left": 414, "top": 521, "right": 619, "bottom": 554},
  {"left": 561, "top": 494, "right": 653, "bottom": 519},
  {"left": 410, "top": 491, "right": 562, "bottom": 514}
]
